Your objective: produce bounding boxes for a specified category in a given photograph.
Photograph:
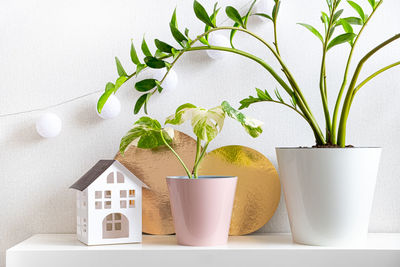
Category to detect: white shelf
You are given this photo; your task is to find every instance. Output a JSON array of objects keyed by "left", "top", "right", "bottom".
[{"left": 6, "top": 233, "right": 400, "bottom": 267}]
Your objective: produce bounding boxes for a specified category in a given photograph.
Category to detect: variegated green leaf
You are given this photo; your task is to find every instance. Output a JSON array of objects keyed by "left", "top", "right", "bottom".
[{"left": 221, "top": 101, "right": 263, "bottom": 138}]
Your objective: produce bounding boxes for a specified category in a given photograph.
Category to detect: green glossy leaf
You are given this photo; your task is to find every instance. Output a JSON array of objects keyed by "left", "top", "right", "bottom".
[
  {"left": 169, "top": 8, "right": 188, "bottom": 47},
  {"left": 141, "top": 37, "right": 152, "bottom": 57},
  {"left": 332, "top": 9, "right": 344, "bottom": 22},
  {"left": 114, "top": 76, "right": 128, "bottom": 92},
  {"left": 347, "top": 1, "right": 365, "bottom": 22},
  {"left": 321, "top": 12, "right": 329, "bottom": 31},
  {"left": 243, "top": 0, "right": 257, "bottom": 28},
  {"left": 205, "top": 3, "right": 220, "bottom": 40},
  {"left": 165, "top": 103, "right": 198, "bottom": 125},
  {"left": 143, "top": 93, "right": 151, "bottom": 114},
  {"left": 252, "top": 13, "right": 273, "bottom": 21},
  {"left": 119, "top": 117, "right": 173, "bottom": 152},
  {"left": 193, "top": 0, "right": 215, "bottom": 28},
  {"left": 135, "top": 79, "right": 157, "bottom": 92},
  {"left": 134, "top": 94, "right": 148, "bottom": 114},
  {"left": 130, "top": 42, "right": 140, "bottom": 65},
  {"left": 368, "top": 0, "right": 376, "bottom": 9},
  {"left": 229, "top": 22, "right": 240, "bottom": 48},
  {"left": 327, "top": 32, "right": 356, "bottom": 50},
  {"left": 221, "top": 101, "right": 263, "bottom": 138},
  {"left": 225, "top": 6, "right": 244, "bottom": 28},
  {"left": 170, "top": 8, "right": 177, "bottom": 27},
  {"left": 298, "top": 23, "right": 324, "bottom": 43},
  {"left": 256, "top": 88, "right": 272, "bottom": 101},
  {"left": 199, "top": 37, "right": 210, "bottom": 46},
  {"left": 342, "top": 16, "right": 363, "bottom": 25},
  {"left": 274, "top": 89, "right": 284, "bottom": 103},
  {"left": 170, "top": 23, "right": 188, "bottom": 47},
  {"left": 115, "top": 57, "right": 127, "bottom": 77},
  {"left": 239, "top": 96, "right": 262, "bottom": 109},
  {"left": 144, "top": 56, "right": 166, "bottom": 69},
  {"left": 339, "top": 18, "right": 353, "bottom": 33},
  {"left": 154, "top": 39, "right": 174, "bottom": 53},
  {"left": 184, "top": 28, "right": 190, "bottom": 38},
  {"left": 272, "top": 0, "right": 281, "bottom": 21},
  {"left": 326, "top": 0, "right": 333, "bottom": 10},
  {"left": 97, "top": 82, "right": 115, "bottom": 113}
]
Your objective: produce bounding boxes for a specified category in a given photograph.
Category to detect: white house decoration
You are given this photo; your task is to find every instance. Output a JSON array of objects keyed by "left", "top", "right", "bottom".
[{"left": 70, "top": 160, "right": 148, "bottom": 245}]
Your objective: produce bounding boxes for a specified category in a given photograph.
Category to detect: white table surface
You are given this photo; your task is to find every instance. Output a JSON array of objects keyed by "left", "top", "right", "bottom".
[{"left": 6, "top": 233, "right": 400, "bottom": 267}]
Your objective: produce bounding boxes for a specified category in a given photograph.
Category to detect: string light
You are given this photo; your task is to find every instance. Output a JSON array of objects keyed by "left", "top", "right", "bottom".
[
  {"left": 36, "top": 113, "right": 62, "bottom": 138},
  {"left": 96, "top": 94, "right": 121, "bottom": 119},
  {"left": 0, "top": 0, "right": 256, "bottom": 127}
]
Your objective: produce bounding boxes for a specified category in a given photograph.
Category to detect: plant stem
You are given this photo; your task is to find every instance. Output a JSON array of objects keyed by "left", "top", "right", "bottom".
[
  {"left": 337, "top": 33, "right": 400, "bottom": 146},
  {"left": 192, "top": 137, "right": 201, "bottom": 176},
  {"left": 331, "top": 1, "right": 382, "bottom": 144},
  {"left": 192, "top": 142, "right": 209, "bottom": 179},
  {"left": 159, "top": 130, "right": 192, "bottom": 178},
  {"left": 185, "top": 45, "right": 326, "bottom": 144},
  {"left": 353, "top": 61, "right": 400, "bottom": 94},
  {"left": 273, "top": 0, "right": 281, "bottom": 56},
  {"left": 319, "top": 2, "right": 338, "bottom": 140}
]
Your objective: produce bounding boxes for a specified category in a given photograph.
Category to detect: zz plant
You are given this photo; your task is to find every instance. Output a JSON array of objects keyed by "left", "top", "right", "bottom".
[
  {"left": 97, "top": 0, "right": 400, "bottom": 147},
  {"left": 119, "top": 101, "right": 263, "bottom": 179}
]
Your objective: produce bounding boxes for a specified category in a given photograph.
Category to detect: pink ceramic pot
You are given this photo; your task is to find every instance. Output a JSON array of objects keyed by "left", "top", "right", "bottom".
[{"left": 166, "top": 176, "right": 238, "bottom": 246}]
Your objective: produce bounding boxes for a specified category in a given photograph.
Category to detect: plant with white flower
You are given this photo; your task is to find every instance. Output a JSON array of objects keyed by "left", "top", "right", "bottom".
[{"left": 119, "top": 101, "right": 263, "bottom": 179}]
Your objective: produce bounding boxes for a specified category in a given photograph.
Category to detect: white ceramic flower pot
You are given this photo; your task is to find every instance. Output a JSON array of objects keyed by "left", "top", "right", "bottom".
[{"left": 276, "top": 147, "right": 381, "bottom": 246}]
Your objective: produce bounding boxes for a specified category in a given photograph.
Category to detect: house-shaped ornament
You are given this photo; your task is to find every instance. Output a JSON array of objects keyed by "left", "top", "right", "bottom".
[{"left": 70, "top": 160, "right": 148, "bottom": 245}]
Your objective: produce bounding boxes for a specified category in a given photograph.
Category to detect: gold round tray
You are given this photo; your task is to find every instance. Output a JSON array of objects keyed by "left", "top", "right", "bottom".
[{"left": 198, "top": 145, "right": 281, "bottom": 236}]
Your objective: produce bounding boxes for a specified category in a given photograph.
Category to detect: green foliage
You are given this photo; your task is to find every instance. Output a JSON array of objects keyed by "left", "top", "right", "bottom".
[
  {"left": 327, "top": 32, "right": 356, "bottom": 50},
  {"left": 135, "top": 79, "right": 157, "bottom": 92},
  {"left": 170, "top": 8, "right": 188, "bottom": 47},
  {"left": 221, "top": 101, "right": 263, "bottom": 138},
  {"left": 98, "top": 0, "right": 399, "bottom": 148},
  {"left": 155, "top": 39, "right": 174, "bottom": 53},
  {"left": 347, "top": 1, "right": 366, "bottom": 22},
  {"left": 115, "top": 57, "right": 127, "bottom": 77},
  {"left": 298, "top": 23, "right": 324, "bottom": 43},
  {"left": 165, "top": 103, "right": 225, "bottom": 143},
  {"left": 121, "top": 102, "right": 263, "bottom": 178},
  {"left": 141, "top": 37, "right": 152, "bottom": 57},
  {"left": 144, "top": 56, "right": 167, "bottom": 69},
  {"left": 226, "top": 6, "right": 244, "bottom": 28},
  {"left": 119, "top": 117, "right": 173, "bottom": 153},
  {"left": 130, "top": 42, "right": 140, "bottom": 65},
  {"left": 193, "top": 0, "right": 215, "bottom": 28}
]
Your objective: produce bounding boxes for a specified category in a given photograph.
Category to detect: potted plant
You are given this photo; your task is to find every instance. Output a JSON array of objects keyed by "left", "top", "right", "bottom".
[
  {"left": 118, "top": 101, "right": 263, "bottom": 246},
  {"left": 98, "top": 0, "right": 399, "bottom": 245}
]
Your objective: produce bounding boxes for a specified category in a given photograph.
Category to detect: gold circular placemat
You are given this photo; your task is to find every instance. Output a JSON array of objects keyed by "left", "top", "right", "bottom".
[
  {"left": 198, "top": 145, "right": 281, "bottom": 236},
  {"left": 115, "top": 130, "right": 197, "bottom": 235}
]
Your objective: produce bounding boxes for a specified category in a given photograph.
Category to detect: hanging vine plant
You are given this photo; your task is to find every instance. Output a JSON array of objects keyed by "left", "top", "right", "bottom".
[{"left": 97, "top": 0, "right": 400, "bottom": 147}]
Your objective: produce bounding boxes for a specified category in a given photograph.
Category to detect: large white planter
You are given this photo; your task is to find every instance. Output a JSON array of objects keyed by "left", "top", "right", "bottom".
[{"left": 276, "top": 147, "right": 381, "bottom": 246}]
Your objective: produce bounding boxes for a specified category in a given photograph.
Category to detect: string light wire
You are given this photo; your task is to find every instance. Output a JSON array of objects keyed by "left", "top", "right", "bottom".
[{"left": 0, "top": 0, "right": 255, "bottom": 119}]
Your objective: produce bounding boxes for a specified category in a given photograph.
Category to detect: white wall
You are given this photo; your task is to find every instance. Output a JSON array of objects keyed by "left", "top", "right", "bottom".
[{"left": 1, "top": 0, "right": 399, "bottom": 265}]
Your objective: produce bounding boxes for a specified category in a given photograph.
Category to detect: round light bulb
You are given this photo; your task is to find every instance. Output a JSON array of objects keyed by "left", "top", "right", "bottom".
[
  {"left": 36, "top": 113, "right": 62, "bottom": 138},
  {"left": 97, "top": 94, "right": 121, "bottom": 119},
  {"left": 137, "top": 68, "right": 178, "bottom": 91},
  {"left": 206, "top": 34, "right": 230, "bottom": 60}
]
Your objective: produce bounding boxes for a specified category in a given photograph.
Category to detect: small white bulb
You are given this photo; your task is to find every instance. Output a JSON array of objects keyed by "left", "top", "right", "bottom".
[
  {"left": 97, "top": 94, "right": 121, "bottom": 119},
  {"left": 159, "top": 69, "right": 178, "bottom": 91},
  {"left": 206, "top": 34, "right": 230, "bottom": 60},
  {"left": 137, "top": 68, "right": 178, "bottom": 91},
  {"left": 36, "top": 113, "right": 62, "bottom": 138}
]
